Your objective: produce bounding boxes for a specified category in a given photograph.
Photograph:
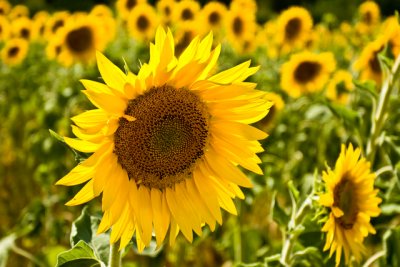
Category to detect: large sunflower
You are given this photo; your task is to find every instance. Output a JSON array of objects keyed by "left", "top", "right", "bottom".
[
  {"left": 127, "top": 3, "right": 159, "bottom": 42},
  {"left": 56, "top": 15, "right": 108, "bottom": 66},
  {"left": 319, "top": 144, "right": 381, "bottom": 266},
  {"left": 280, "top": 51, "right": 336, "bottom": 98},
  {"left": 275, "top": 6, "right": 313, "bottom": 53},
  {"left": 1, "top": 38, "right": 28, "bottom": 66},
  {"left": 57, "top": 27, "right": 271, "bottom": 251},
  {"left": 0, "top": 0, "right": 11, "bottom": 16}
]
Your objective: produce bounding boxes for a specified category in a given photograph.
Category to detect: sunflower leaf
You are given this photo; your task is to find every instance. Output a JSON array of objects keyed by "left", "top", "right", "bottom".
[
  {"left": 56, "top": 240, "right": 103, "bottom": 267},
  {"left": 70, "top": 207, "right": 110, "bottom": 265},
  {"left": 271, "top": 192, "right": 290, "bottom": 227}
]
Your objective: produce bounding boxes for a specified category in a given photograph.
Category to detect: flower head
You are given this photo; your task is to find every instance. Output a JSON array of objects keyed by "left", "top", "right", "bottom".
[
  {"left": 57, "top": 27, "right": 271, "bottom": 251},
  {"left": 319, "top": 144, "right": 381, "bottom": 266}
]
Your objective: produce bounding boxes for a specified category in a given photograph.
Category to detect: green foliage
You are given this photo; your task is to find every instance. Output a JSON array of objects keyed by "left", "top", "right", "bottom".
[{"left": 56, "top": 241, "right": 103, "bottom": 267}]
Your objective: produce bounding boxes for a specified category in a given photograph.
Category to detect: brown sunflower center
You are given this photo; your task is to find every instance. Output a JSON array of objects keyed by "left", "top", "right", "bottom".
[
  {"left": 164, "top": 6, "right": 171, "bottom": 16},
  {"left": 285, "top": 17, "right": 302, "bottom": 41},
  {"left": 0, "top": 8, "right": 4, "bottom": 15},
  {"left": 8, "top": 46, "right": 19, "bottom": 57},
  {"left": 181, "top": 8, "right": 194, "bottom": 20},
  {"left": 208, "top": 11, "right": 221, "bottom": 25},
  {"left": 369, "top": 49, "right": 383, "bottom": 74},
  {"left": 114, "top": 85, "right": 210, "bottom": 189},
  {"left": 52, "top": 19, "right": 64, "bottom": 33},
  {"left": 20, "top": 28, "right": 30, "bottom": 39},
  {"left": 126, "top": 0, "right": 136, "bottom": 10},
  {"left": 66, "top": 26, "right": 93, "bottom": 53},
  {"left": 363, "top": 11, "right": 373, "bottom": 25},
  {"left": 294, "top": 61, "right": 321, "bottom": 84},
  {"left": 333, "top": 176, "right": 358, "bottom": 229},
  {"left": 233, "top": 17, "right": 243, "bottom": 36},
  {"left": 136, "top": 15, "right": 149, "bottom": 31}
]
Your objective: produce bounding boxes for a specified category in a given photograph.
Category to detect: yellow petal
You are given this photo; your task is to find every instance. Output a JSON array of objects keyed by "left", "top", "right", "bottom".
[
  {"left": 66, "top": 180, "right": 96, "bottom": 206},
  {"left": 137, "top": 186, "right": 153, "bottom": 246},
  {"left": 56, "top": 164, "right": 94, "bottom": 186},
  {"left": 151, "top": 188, "right": 170, "bottom": 247},
  {"left": 96, "top": 51, "right": 126, "bottom": 91},
  {"left": 64, "top": 137, "right": 102, "bottom": 153}
]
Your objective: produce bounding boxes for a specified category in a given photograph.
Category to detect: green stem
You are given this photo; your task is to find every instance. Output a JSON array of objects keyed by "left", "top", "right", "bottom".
[
  {"left": 362, "top": 250, "right": 385, "bottom": 267},
  {"left": 109, "top": 241, "right": 121, "bottom": 267},
  {"left": 233, "top": 201, "right": 242, "bottom": 263},
  {"left": 366, "top": 55, "right": 400, "bottom": 163},
  {"left": 280, "top": 197, "right": 312, "bottom": 266}
]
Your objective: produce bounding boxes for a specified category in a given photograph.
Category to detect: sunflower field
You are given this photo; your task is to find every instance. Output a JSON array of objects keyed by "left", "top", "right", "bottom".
[{"left": 1, "top": 0, "right": 400, "bottom": 266}]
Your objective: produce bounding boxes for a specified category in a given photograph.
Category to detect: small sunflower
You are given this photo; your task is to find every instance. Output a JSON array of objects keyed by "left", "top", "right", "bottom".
[
  {"left": 358, "top": 1, "right": 380, "bottom": 27},
  {"left": 156, "top": 0, "right": 176, "bottom": 26},
  {"left": 275, "top": 6, "right": 313, "bottom": 53},
  {"left": 56, "top": 27, "right": 271, "bottom": 251},
  {"left": 90, "top": 7, "right": 116, "bottom": 44},
  {"left": 127, "top": 3, "right": 159, "bottom": 42},
  {"left": 56, "top": 15, "right": 107, "bottom": 66},
  {"left": 8, "top": 4, "right": 29, "bottom": 20},
  {"left": 230, "top": 0, "right": 257, "bottom": 14},
  {"left": 11, "top": 17, "right": 33, "bottom": 40},
  {"left": 0, "top": 15, "right": 10, "bottom": 41},
  {"left": 46, "top": 34, "right": 63, "bottom": 61},
  {"left": 0, "top": 0, "right": 11, "bottom": 16},
  {"left": 354, "top": 36, "right": 386, "bottom": 86},
  {"left": 116, "top": 0, "right": 146, "bottom": 21},
  {"left": 280, "top": 51, "right": 336, "bottom": 98},
  {"left": 256, "top": 92, "right": 285, "bottom": 132},
  {"left": 225, "top": 8, "right": 256, "bottom": 49},
  {"left": 90, "top": 4, "right": 114, "bottom": 18},
  {"left": 44, "top": 11, "right": 70, "bottom": 38},
  {"left": 1, "top": 38, "right": 28, "bottom": 66},
  {"left": 32, "top": 11, "right": 50, "bottom": 41},
  {"left": 319, "top": 144, "right": 381, "bottom": 266},
  {"left": 326, "top": 70, "right": 354, "bottom": 105},
  {"left": 172, "top": 0, "right": 200, "bottom": 23},
  {"left": 200, "top": 2, "right": 227, "bottom": 35}
]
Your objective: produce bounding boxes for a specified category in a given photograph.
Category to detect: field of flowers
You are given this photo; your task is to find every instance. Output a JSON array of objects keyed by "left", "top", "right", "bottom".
[{"left": 1, "top": 0, "right": 400, "bottom": 266}]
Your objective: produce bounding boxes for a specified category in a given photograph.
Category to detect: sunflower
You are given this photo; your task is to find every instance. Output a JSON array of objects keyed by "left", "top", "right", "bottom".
[
  {"left": 11, "top": 17, "right": 33, "bottom": 40},
  {"left": 0, "top": 0, "right": 11, "bottom": 16},
  {"left": 1, "top": 38, "right": 28, "bottom": 66},
  {"left": 354, "top": 36, "right": 387, "bottom": 86},
  {"left": 358, "top": 1, "right": 380, "bottom": 27},
  {"left": 56, "top": 27, "right": 271, "bottom": 251},
  {"left": 319, "top": 144, "right": 381, "bottom": 266},
  {"left": 0, "top": 15, "right": 10, "bottom": 41},
  {"left": 200, "top": 2, "right": 227, "bottom": 36},
  {"left": 90, "top": 4, "right": 114, "bottom": 18},
  {"left": 174, "top": 21, "right": 202, "bottom": 56},
  {"left": 32, "top": 11, "right": 50, "bottom": 41},
  {"left": 46, "top": 34, "right": 63, "bottom": 61},
  {"left": 172, "top": 0, "right": 200, "bottom": 23},
  {"left": 275, "top": 6, "right": 313, "bottom": 54},
  {"left": 156, "top": 0, "right": 176, "bottom": 26},
  {"left": 225, "top": 8, "right": 257, "bottom": 49},
  {"left": 326, "top": 70, "right": 354, "bottom": 105},
  {"left": 116, "top": 0, "right": 146, "bottom": 21},
  {"left": 8, "top": 4, "right": 29, "bottom": 20},
  {"left": 280, "top": 51, "right": 336, "bottom": 98},
  {"left": 382, "top": 16, "right": 400, "bottom": 58},
  {"left": 56, "top": 15, "right": 107, "bottom": 66},
  {"left": 255, "top": 92, "right": 284, "bottom": 132},
  {"left": 44, "top": 11, "right": 70, "bottom": 38},
  {"left": 127, "top": 3, "right": 159, "bottom": 42},
  {"left": 90, "top": 6, "right": 116, "bottom": 44}
]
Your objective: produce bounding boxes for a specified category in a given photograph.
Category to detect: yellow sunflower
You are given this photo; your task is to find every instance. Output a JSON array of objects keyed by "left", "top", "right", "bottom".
[
  {"left": 116, "top": 0, "right": 146, "bottom": 21},
  {"left": 46, "top": 34, "right": 63, "bottom": 61},
  {"left": 255, "top": 92, "right": 284, "bottom": 132},
  {"left": 8, "top": 4, "right": 29, "bottom": 20},
  {"left": 90, "top": 4, "right": 114, "bottom": 18},
  {"left": 280, "top": 51, "right": 336, "bottom": 98},
  {"left": 44, "top": 11, "right": 70, "bottom": 38},
  {"left": 1, "top": 38, "right": 28, "bottom": 66},
  {"left": 326, "top": 70, "right": 354, "bottom": 105},
  {"left": 319, "top": 144, "right": 381, "bottom": 266},
  {"left": 230, "top": 0, "right": 257, "bottom": 14},
  {"left": 174, "top": 21, "right": 202, "bottom": 56},
  {"left": 56, "top": 15, "right": 108, "bottom": 66},
  {"left": 354, "top": 35, "right": 387, "bottom": 86},
  {"left": 127, "top": 3, "right": 159, "bottom": 42},
  {"left": 156, "top": 0, "right": 176, "bottom": 26},
  {"left": 32, "top": 11, "right": 50, "bottom": 41},
  {"left": 89, "top": 6, "right": 116, "bottom": 44},
  {"left": 200, "top": 2, "right": 227, "bottom": 35},
  {"left": 0, "top": 0, "right": 11, "bottom": 16},
  {"left": 382, "top": 16, "right": 400, "bottom": 58},
  {"left": 275, "top": 6, "right": 313, "bottom": 54},
  {"left": 0, "top": 15, "right": 10, "bottom": 41},
  {"left": 11, "top": 17, "right": 33, "bottom": 41},
  {"left": 172, "top": 0, "right": 200, "bottom": 23},
  {"left": 358, "top": 1, "right": 380, "bottom": 27},
  {"left": 225, "top": 8, "right": 257, "bottom": 49},
  {"left": 56, "top": 27, "right": 271, "bottom": 251}
]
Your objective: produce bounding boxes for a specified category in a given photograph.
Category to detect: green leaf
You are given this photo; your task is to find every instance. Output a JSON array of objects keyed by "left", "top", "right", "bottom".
[
  {"left": 353, "top": 79, "right": 378, "bottom": 98},
  {"left": 291, "top": 247, "right": 324, "bottom": 267},
  {"left": 0, "top": 234, "right": 16, "bottom": 267},
  {"left": 56, "top": 240, "right": 103, "bottom": 267},
  {"left": 271, "top": 192, "right": 290, "bottom": 227},
  {"left": 70, "top": 207, "right": 110, "bottom": 265},
  {"left": 384, "top": 226, "right": 400, "bottom": 266},
  {"left": 325, "top": 101, "right": 359, "bottom": 127},
  {"left": 49, "top": 129, "right": 65, "bottom": 142}
]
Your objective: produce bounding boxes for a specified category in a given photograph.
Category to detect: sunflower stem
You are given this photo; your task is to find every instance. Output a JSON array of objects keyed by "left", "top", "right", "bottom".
[
  {"left": 109, "top": 241, "right": 121, "bottom": 267},
  {"left": 280, "top": 197, "right": 312, "bottom": 266},
  {"left": 366, "top": 54, "right": 400, "bottom": 164}
]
